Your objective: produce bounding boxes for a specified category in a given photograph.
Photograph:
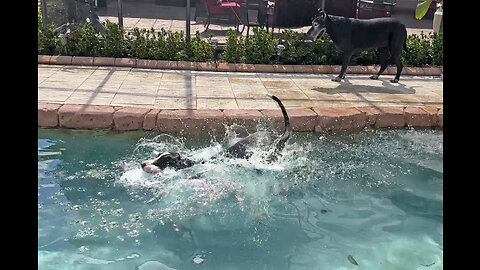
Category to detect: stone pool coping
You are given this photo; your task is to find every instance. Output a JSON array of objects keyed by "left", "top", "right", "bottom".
[
  {"left": 38, "top": 103, "right": 443, "bottom": 133},
  {"left": 38, "top": 55, "right": 443, "bottom": 76}
]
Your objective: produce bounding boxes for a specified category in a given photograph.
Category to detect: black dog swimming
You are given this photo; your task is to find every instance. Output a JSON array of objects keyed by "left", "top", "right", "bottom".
[
  {"left": 141, "top": 93, "right": 292, "bottom": 174},
  {"left": 307, "top": 10, "right": 409, "bottom": 83}
]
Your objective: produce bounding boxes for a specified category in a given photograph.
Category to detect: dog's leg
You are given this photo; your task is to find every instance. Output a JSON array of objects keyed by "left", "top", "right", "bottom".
[
  {"left": 370, "top": 47, "right": 390, "bottom": 80},
  {"left": 390, "top": 50, "right": 403, "bottom": 83},
  {"left": 333, "top": 52, "right": 353, "bottom": 82}
]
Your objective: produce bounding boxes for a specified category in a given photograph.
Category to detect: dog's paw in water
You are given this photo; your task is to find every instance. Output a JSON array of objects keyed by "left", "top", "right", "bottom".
[
  {"left": 370, "top": 75, "right": 379, "bottom": 80},
  {"left": 332, "top": 77, "right": 342, "bottom": 82},
  {"left": 390, "top": 78, "right": 400, "bottom": 83}
]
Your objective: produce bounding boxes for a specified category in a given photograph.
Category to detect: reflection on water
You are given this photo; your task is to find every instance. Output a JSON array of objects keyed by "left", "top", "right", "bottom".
[{"left": 38, "top": 128, "right": 443, "bottom": 270}]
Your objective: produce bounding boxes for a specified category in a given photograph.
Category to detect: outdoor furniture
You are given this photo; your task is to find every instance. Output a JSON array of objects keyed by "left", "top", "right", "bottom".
[
  {"left": 200, "top": 0, "right": 243, "bottom": 32},
  {"left": 267, "top": 1, "right": 276, "bottom": 32},
  {"left": 237, "top": 0, "right": 276, "bottom": 36},
  {"left": 356, "top": 0, "right": 396, "bottom": 19}
]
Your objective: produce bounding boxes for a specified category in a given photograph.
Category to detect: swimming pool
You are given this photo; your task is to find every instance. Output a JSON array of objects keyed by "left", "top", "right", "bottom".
[{"left": 38, "top": 128, "right": 443, "bottom": 270}]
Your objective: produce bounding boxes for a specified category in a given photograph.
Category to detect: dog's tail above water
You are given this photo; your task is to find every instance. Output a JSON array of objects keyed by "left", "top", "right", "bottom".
[{"left": 266, "top": 93, "right": 292, "bottom": 161}]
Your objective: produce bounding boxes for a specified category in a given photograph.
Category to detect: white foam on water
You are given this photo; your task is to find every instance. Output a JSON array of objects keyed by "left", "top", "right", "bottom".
[
  {"left": 138, "top": 261, "right": 177, "bottom": 270},
  {"left": 118, "top": 168, "right": 162, "bottom": 188},
  {"left": 116, "top": 129, "right": 312, "bottom": 229}
]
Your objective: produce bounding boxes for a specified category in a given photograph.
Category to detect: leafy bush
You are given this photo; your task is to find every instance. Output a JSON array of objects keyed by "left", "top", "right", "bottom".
[
  {"left": 431, "top": 32, "right": 443, "bottom": 66},
  {"left": 38, "top": 10, "right": 58, "bottom": 55},
  {"left": 61, "top": 24, "right": 102, "bottom": 57},
  {"left": 130, "top": 28, "right": 182, "bottom": 60},
  {"left": 38, "top": 9, "right": 43, "bottom": 29},
  {"left": 243, "top": 27, "right": 278, "bottom": 64},
  {"left": 101, "top": 21, "right": 130, "bottom": 58},
  {"left": 129, "top": 28, "right": 214, "bottom": 62},
  {"left": 37, "top": 14, "right": 442, "bottom": 67},
  {"left": 223, "top": 29, "right": 245, "bottom": 63},
  {"left": 278, "top": 30, "right": 310, "bottom": 64},
  {"left": 185, "top": 32, "right": 215, "bottom": 62},
  {"left": 402, "top": 32, "right": 432, "bottom": 66},
  {"left": 354, "top": 50, "right": 380, "bottom": 66},
  {"left": 223, "top": 28, "right": 442, "bottom": 67},
  {"left": 130, "top": 28, "right": 158, "bottom": 59},
  {"left": 307, "top": 34, "right": 342, "bottom": 65},
  {"left": 223, "top": 28, "right": 277, "bottom": 64}
]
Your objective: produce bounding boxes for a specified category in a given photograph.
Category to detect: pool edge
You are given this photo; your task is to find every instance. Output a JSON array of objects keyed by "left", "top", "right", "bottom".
[{"left": 38, "top": 103, "right": 443, "bottom": 132}]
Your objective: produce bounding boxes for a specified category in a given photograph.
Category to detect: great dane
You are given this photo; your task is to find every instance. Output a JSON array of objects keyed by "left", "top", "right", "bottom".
[
  {"left": 141, "top": 94, "right": 292, "bottom": 174},
  {"left": 307, "top": 10, "right": 409, "bottom": 83}
]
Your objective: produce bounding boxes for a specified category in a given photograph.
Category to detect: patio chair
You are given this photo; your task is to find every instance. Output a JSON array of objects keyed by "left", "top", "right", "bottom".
[
  {"left": 266, "top": 1, "right": 276, "bottom": 33},
  {"left": 356, "top": 0, "right": 397, "bottom": 19},
  {"left": 200, "top": 0, "right": 244, "bottom": 32},
  {"left": 238, "top": 0, "right": 276, "bottom": 36}
]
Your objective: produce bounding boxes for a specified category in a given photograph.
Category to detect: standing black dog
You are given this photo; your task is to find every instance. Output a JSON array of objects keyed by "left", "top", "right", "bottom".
[{"left": 306, "top": 10, "right": 409, "bottom": 83}]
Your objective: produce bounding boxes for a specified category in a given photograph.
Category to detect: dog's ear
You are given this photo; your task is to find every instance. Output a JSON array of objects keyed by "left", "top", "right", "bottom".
[
  {"left": 312, "top": 8, "right": 322, "bottom": 21},
  {"left": 317, "top": 9, "right": 331, "bottom": 21},
  {"left": 320, "top": 10, "right": 328, "bottom": 19},
  {"left": 324, "top": 11, "right": 330, "bottom": 21}
]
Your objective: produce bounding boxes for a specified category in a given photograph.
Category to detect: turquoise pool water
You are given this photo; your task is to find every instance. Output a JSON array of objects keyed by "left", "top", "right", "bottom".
[{"left": 38, "top": 128, "right": 443, "bottom": 270}]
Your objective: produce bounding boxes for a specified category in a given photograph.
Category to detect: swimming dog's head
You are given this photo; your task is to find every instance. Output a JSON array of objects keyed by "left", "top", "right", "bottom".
[
  {"left": 141, "top": 152, "right": 194, "bottom": 173},
  {"left": 307, "top": 9, "right": 329, "bottom": 41}
]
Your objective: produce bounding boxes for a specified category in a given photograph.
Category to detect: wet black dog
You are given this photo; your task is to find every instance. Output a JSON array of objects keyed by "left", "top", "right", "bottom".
[
  {"left": 306, "top": 9, "right": 409, "bottom": 83},
  {"left": 141, "top": 93, "right": 292, "bottom": 174},
  {"left": 141, "top": 152, "right": 195, "bottom": 174}
]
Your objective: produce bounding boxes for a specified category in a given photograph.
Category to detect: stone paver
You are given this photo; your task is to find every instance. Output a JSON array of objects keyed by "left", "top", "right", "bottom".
[{"left": 38, "top": 65, "right": 442, "bottom": 110}]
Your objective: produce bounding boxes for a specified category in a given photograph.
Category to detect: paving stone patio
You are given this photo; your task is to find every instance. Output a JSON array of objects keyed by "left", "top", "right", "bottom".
[{"left": 38, "top": 64, "right": 442, "bottom": 110}]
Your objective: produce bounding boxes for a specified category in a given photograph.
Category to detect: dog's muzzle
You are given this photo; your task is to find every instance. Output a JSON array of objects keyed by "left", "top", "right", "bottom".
[{"left": 313, "top": 28, "right": 326, "bottom": 41}]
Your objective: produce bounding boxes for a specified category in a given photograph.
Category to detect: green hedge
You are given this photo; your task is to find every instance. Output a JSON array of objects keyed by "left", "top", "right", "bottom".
[
  {"left": 38, "top": 11, "right": 442, "bottom": 66},
  {"left": 38, "top": 13, "right": 215, "bottom": 62},
  {"left": 224, "top": 28, "right": 443, "bottom": 66}
]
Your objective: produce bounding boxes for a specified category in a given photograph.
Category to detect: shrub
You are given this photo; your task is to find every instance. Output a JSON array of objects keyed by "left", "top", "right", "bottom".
[
  {"left": 278, "top": 30, "right": 310, "bottom": 64},
  {"left": 163, "top": 30, "right": 187, "bottom": 60},
  {"left": 186, "top": 32, "right": 215, "bottom": 62},
  {"left": 402, "top": 32, "right": 432, "bottom": 66},
  {"left": 130, "top": 28, "right": 214, "bottom": 62},
  {"left": 101, "top": 21, "right": 130, "bottom": 58},
  {"left": 38, "top": 25, "right": 58, "bottom": 56},
  {"left": 38, "top": 10, "right": 58, "bottom": 55},
  {"left": 354, "top": 50, "right": 380, "bottom": 66},
  {"left": 431, "top": 32, "right": 443, "bottom": 66},
  {"left": 151, "top": 29, "right": 170, "bottom": 60},
  {"left": 38, "top": 9, "right": 43, "bottom": 29},
  {"left": 37, "top": 18, "right": 442, "bottom": 67},
  {"left": 224, "top": 28, "right": 278, "bottom": 64},
  {"left": 130, "top": 28, "right": 156, "bottom": 59},
  {"left": 61, "top": 24, "right": 102, "bottom": 57},
  {"left": 223, "top": 29, "right": 245, "bottom": 63},
  {"left": 307, "top": 34, "right": 342, "bottom": 65},
  {"left": 243, "top": 27, "right": 278, "bottom": 64}
]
